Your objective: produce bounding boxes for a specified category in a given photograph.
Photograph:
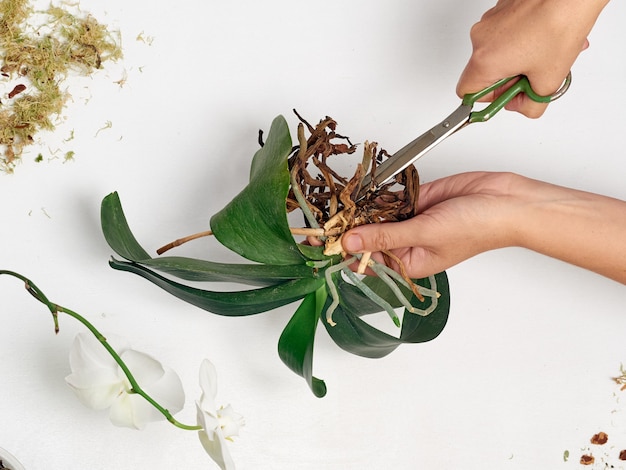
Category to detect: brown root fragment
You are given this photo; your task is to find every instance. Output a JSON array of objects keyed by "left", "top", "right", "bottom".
[
  {"left": 580, "top": 454, "right": 594, "bottom": 465},
  {"left": 382, "top": 250, "right": 425, "bottom": 302},
  {"left": 590, "top": 432, "right": 608, "bottom": 445},
  {"left": 8, "top": 84, "right": 27, "bottom": 99}
]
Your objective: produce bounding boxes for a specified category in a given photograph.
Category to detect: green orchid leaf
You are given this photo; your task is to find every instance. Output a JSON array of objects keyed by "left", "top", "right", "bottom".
[
  {"left": 278, "top": 287, "right": 327, "bottom": 398},
  {"left": 399, "top": 272, "right": 450, "bottom": 343},
  {"left": 360, "top": 275, "right": 409, "bottom": 310},
  {"left": 210, "top": 115, "right": 305, "bottom": 266},
  {"left": 101, "top": 192, "right": 316, "bottom": 286},
  {"left": 296, "top": 244, "right": 329, "bottom": 261},
  {"left": 136, "top": 257, "right": 318, "bottom": 285},
  {"left": 333, "top": 275, "right": 396, "bottom": 316},
  {"left": 359, "top": 273, "right": 450, "bottom": 342},
  {"left": 101, "top": 191, "right": 152, "bottom": 262},
  {"left": 322, "top": 272, "right": 451, "bottom": 358},
  {"left": 109, "top": 258, "right": 324, "bottom": 316}
]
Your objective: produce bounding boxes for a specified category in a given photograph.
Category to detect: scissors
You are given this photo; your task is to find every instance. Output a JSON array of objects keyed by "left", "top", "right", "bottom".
[{"left": 357, "top": 72, "right": 572, "bottom": 199}]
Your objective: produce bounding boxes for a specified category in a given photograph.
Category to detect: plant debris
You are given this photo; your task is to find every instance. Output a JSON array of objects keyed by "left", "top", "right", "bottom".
[
  {"left": 580, "top": 454, "right": 595, "bottom": 465},
  {"left": 577, "top": 431, "right": 626, "bottom": 468},
  {"left": 591, "top": 431, "right": 609, "bottom": 445},
  {"left": 0, "top": 0, "right": 122, "bottom": 172},
  {"left": 614, "top": 364, "right": 626, "bottom": 391},
  {"left": 7, "top": 83, "right": 25, "bottom": 98}
]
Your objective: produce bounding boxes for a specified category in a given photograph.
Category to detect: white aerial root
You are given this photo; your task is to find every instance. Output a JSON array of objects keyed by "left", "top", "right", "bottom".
[
  {"left": 324, "top": 256, "right": 356, "bottom": 326},
  {"left": 342, "top": 267, "right": 399, "bottom": 327},
  {"left": 323, "top": 253, "right": 440, "bottom": 327}
]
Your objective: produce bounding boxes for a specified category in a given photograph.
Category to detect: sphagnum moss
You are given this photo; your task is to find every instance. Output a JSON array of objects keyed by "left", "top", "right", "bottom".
[{"left": 0, "top": 0, "right": 122, "bottom": 172}]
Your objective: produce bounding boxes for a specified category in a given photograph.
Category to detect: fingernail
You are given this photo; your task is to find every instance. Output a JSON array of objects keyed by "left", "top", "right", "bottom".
[{"left": 343, "top": 233, "right": 363, "bottom": 252}]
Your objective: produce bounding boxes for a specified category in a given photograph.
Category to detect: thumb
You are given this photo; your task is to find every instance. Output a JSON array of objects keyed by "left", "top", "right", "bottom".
[{"left": 342, "top": 221, "right": 417, "bottom": 254}]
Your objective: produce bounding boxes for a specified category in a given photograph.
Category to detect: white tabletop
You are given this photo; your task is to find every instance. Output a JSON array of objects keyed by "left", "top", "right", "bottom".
[{"left": 2, "top": 1, "right": 626, "bottom": 469}]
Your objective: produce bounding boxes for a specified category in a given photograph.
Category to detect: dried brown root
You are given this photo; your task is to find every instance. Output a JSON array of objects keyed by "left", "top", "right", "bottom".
[
  {"left": 323, "top": 235, "right": 345, "bottom": 257},
  {"left": 382, "top": 250, "right": 424, "bottom": 302},
  {"left": 287, "top": 113, "right": 418, "bottom": 256}
]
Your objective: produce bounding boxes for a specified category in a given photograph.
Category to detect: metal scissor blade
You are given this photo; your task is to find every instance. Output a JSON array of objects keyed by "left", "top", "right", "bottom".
[{"left": 357, "top": 103, "right": 472, "bottom": 200}]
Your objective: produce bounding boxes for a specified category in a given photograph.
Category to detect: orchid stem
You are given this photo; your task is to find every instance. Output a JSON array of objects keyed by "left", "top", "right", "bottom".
[
  {"left": 0, "top": 270, "right": 201, "bottom": 432},
  {"left": 156, "top": 230, "right": 213, "bottom": 255}
]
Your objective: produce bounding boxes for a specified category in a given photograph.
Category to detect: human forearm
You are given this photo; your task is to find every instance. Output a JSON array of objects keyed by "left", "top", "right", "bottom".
[{"left": 510, "top": 176, "right": 626, "bottom": 283}]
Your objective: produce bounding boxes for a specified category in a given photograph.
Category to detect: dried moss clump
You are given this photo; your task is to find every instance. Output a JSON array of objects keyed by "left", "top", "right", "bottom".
[{"left": 0, "top": 0, "right": 122, "bottom": 172}]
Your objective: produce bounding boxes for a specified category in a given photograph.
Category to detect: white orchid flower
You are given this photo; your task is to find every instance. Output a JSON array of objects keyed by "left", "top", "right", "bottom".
[
  {"left": 65, "top": 332, "right": 185, "bottom": 430},
  {"left": 196, "top": 359, "right": 244, "bottom": 470}
]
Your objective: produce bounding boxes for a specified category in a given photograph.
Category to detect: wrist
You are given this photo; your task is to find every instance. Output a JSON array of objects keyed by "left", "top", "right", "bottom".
[
  {"left": 506, "top": 175, "right": 626, "bottom": 282},
  {"left": 503, "top": 175, "right": 580, "bottom": 251},
  {"left": 483, "top": 172, "right": 539, "bottom": 250}
]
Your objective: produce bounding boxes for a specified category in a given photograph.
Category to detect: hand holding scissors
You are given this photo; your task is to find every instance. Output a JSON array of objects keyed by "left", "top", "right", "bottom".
[{"left": 357, "top": 72, "right": 572, "bottom": 199}]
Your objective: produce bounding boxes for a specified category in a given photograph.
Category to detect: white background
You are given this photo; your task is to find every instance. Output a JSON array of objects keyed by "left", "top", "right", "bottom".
[{"left": 1, "top": 1, "right": 626, "bottom": 469}]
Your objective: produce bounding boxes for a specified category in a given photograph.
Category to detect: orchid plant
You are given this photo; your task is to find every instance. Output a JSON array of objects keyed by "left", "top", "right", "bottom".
[
  {"left": 0, "top": 270, "right": 243, "bottom": 470},
  {"left": 100, "top": 114, "right": 452, "bottom": 398}
]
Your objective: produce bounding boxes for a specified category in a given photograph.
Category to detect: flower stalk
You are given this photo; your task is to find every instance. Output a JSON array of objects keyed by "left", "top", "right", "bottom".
[{"left": 0, "top": 269, "right": 200, "bottom": 431}]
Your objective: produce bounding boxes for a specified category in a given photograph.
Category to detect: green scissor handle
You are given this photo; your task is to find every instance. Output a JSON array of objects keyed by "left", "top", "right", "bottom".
[{"left": 463, "top": 71, "right": 572, "bottom": 123}]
